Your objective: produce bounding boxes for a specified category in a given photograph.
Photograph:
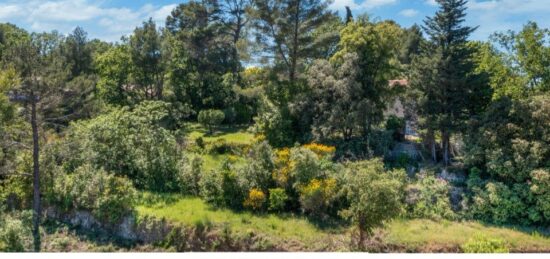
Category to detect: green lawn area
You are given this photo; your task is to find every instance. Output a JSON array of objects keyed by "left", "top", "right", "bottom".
[
  {"left": 185, "top": 123, "right": 256, "bottom": 145},
  {"left": 136, "top": 193, "right": 343, "bottom": 249},
  {"left": 137, "top": 194, "right": 550, "bottom": 252},
  {"left": 386, "top": 219, "right": 550, "bottom": 252}
]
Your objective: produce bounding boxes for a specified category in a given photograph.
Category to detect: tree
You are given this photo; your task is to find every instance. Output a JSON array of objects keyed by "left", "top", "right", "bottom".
[
  {"left": 198, "top": 109, "right": 225, "bottom": 134},
  {"left": 491, "top": 21, "right": 550, "bottom": 94},
  {"left": 304, "top": 53, "right": 362, "bottom": 141},
  {"left": 220, "top": 0, "right": 252, "bottom": 78},
  {"left": 62, "top": 26, "right": 92, "bottom": 79},
  {"left": 95, "top": 45, "right": 132, "bottom": 105},
  {"left": 412, "top": 0, "right": 491, "bottom": 165},
  {"left": 166, "top": 1, "right": 237, "bottom": 112},
  {"left": 330, "top": 19, "right": 403, "bottom": 138},
  {"left": 129, "top": 18, "right": 165, "bottom": 100},
  {"left": 340, "top": 159, "right": 405, "bottom": 250},
  {"left": 1, "top": 30, "right": 65, "bottom": 251},
  {"left": 251, "top": 0, "right": 336, "bottom": 83}
]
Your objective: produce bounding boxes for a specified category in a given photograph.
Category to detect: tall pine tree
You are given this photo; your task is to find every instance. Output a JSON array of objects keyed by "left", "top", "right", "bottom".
[{"left": 412, "top": 0, "right": 491, "bottom": 165}]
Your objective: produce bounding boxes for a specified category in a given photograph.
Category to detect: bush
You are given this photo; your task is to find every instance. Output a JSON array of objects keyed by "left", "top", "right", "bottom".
[
  {"left": 63, "top": 101, "right": 182, "bottom": 192},
  {"left": 46, "top": 164, "right": 137, "bottom": 224},
  {"left": 179, "top": 155, "right": 203, "bottom": 196},
  {"left": 243, "top": 188, "right": 266, "bottom": 211},
  {"left": 198, "top": 109, "right": 225, "bottom": 134},
  {"left": 461, "top": 235, "right": 509, "bottom": 253},
  {"left": 0, "top": 211, "right": 32, "bottom": 252},
  {"left": 238, "top": 141, "right": 275, "bottom": 192},
  {"left": 199, "top": 169, "right": 223, "bottom": 206},
  {"left": 405, "top": 173, "right": 455, "bottom": 220},
  {"left": 268, "top": 188, "right": 288, "bottom": 211},
  {"left": 340, "top": 159, "right": 406, "bottom": 247},
  {"left": 298, "top": 178, "right": 337, "bottom": 216}
]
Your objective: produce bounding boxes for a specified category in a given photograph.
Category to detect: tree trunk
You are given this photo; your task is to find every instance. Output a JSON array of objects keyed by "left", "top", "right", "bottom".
[
  {"left": 428, "top": 130, "right": 437, "bottom": 162},
  {"left": 358, "top": 216, "right": 366, "bottom": 251},
  {"left": 31, "top": 95, "right": 41, "bottom": 252},
  {"left": 442, "top": 131, "right": 450, "bottom": 166}
]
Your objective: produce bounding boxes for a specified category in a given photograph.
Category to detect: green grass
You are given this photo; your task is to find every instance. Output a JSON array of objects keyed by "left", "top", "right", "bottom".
[
  {"left": 185, "top": 123, "right": 255, "bottom": 145},
  {"left": 136, "top": 193, "right": 344, "bottom": 247},
  {"left": 385, "top": 219, "right": 550, "bottom": 252}
]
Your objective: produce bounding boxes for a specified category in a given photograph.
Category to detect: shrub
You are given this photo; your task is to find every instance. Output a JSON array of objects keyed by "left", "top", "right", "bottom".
[
  {"left": 199, "top": 169, "right": 223, "bottom": 206},
  {"left": 302, "top": 143, "right": 336, "bottom": 158},
  {"left": 239, "top": 141, "right": 275, "bottom": 192},
  {"left": 179, "top": 155, "right": 203, "bottom": 196},
  {"left": 243, "top": 188, "right": 266, "bottom": 211},
  {"left": 46, "top": 164, "right": 137, "bottom": 223},
  {"left": 198, "top": 109, "right": 225, "bottom": 134},
  {"left": 461, "top": 235, "right": 509, "bottom": 253},
  {"left": 64, "top": 101, "right": 182, "bottom": 192},
  {"left": 468, "top": 181, "right": 531, "bottom": 225},
  {"left": 340, "top": 159, "right": 406, "bottom": 248},
  {"left": 0, "top": 211, "right": 32, "bottom": 252},
  {"left": 405, "top": 173, "right": 455, "bottom": 220},
  {"left": 298, "top": 178, "right": 337, "bottom": 216},
  {"left": 268, "top": 188, "right": 288, "bottom": 211}
]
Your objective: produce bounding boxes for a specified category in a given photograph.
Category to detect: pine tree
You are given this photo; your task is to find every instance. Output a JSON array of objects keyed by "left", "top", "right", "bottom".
[{"left": 414, "top": 0, "right": 491, "bottom": 165}]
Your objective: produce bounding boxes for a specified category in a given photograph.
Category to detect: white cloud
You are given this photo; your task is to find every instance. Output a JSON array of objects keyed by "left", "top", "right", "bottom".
[
  {"left": 0, "top": 0, "right": 177, "bottom": 42},
  {"left": 330, "top": 0, "right": 397, "bottom": 11},
  {"left": 425, "top": 0, "right": 438, "bottom": 6},
  {"left": 399, "top": 9, "right": 419, "bottom": 17}
]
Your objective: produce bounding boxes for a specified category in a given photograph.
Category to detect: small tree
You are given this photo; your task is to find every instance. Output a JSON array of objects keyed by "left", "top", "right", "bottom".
[
  {"left": 340, "top": 159, "right": 405, "bottom": 250},
  {"left": 198, "top": 109, "right": 225, "bottom": 134}
]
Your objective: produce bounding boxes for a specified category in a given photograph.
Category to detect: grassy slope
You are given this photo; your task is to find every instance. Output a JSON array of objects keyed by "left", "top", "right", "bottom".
[
  {"left": 386, "top": 219, "right": 550, "bottom": 252},
  {"left": 136, "top": 194, "right": 342, "bottom": 249},
  {"left": 149, "top": 124, "right": 550, "bottom": 252},
  {"left": 136, "top": 194, "right": 550, "bottom": 252}
]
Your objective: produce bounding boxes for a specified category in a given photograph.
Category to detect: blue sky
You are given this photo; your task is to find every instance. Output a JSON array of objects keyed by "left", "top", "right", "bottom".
[{"left": 0, "top": 0, "right": 549, "bottom": 42}]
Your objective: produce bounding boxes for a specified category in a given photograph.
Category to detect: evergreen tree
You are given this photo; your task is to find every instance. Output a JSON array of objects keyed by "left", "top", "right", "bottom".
[
  {"left": 251, "top": 0, "right": 336, "bottom": 83},
  {"left": 129, "top": 18, "right": 165, "bottom": 100},
  {"left": 413, "top": 0, "right": 491, "bottom": 165}
]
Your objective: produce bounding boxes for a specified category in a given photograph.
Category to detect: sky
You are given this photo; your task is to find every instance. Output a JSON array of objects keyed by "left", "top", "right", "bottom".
[{"left": 0, "top": 0, "right": 549, "bottom": 42}]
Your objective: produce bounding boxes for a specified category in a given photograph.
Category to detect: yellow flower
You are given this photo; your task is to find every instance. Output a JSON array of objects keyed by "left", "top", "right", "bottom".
[
  {"left": 303, "top": 143, "right": 336, "bottom": 157},
  {"left": 243, "top": 188, "right": 266, "bottom": 211}
]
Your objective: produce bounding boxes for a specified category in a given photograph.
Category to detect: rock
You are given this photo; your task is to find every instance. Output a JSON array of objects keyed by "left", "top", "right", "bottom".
[
  {"left": 117, "top": 215, "right": 138, "bottom": 240},
  {"left": 70, "top": 211, "right": 99, "bottom": 229}
]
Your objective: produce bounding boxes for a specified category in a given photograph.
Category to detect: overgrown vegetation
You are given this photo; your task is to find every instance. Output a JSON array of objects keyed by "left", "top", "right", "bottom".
[{"left": 1, "top": 0, "right": 549, "bottom": 252}]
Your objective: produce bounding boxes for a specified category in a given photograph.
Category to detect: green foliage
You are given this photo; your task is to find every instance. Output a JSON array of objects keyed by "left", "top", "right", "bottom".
[
  {"left": 64, "top": 101, "right": 181, "bottom": 192},
  {"left": 95, "top": 45, "right": 132, "bottom": 105},
  {"left": 253, "top": 97, "right": 295, "bottom": 147},
  {"left": 464, "top": 95, "right": 550, "bottom": 225},
  {"left": 340, "top": 159, "right": 405, "bottom": 238},
  {"left": 198, "top": 109, "right": 225, "bottom": 134},
  {"left": 461, "top": 235, "right": 509, "bottom": 253},
  {"left": 179, "top": 155, "right": 203, "bottom": 196},
  {"left": 46, "top": 164, "right": 137, "bottom": 223},
  {"left": 0, "top": 211, "right": 33, "bottom": 252},
  {"left": 386, "top": 115, "right": 405, "bottom": 141},
  {"left": 405, "top": 173, "right": 455, "bottom": 220},
  {"left": 492, "top": 21, "right": 550, "bottom": 94},
  {"left": 298, "top": 178, "right": 338, "bottom": 217},
  {"left": 268, "top": 188, "right": 288, "bottom": 212}
]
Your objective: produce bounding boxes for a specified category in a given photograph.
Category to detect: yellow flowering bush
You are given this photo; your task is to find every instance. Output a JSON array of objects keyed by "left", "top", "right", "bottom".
[
  {"left": 299, "top": 178, "right": 338, "bottom": 216},
  {"left": 303, "top": 143, "right": 336, "bottom": 158},
  {"left": 243, "top": 188, "right": 266, "bottom": 211},
  {"left": 272, "top": 148, "right": 291, "bottom": 186}
]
